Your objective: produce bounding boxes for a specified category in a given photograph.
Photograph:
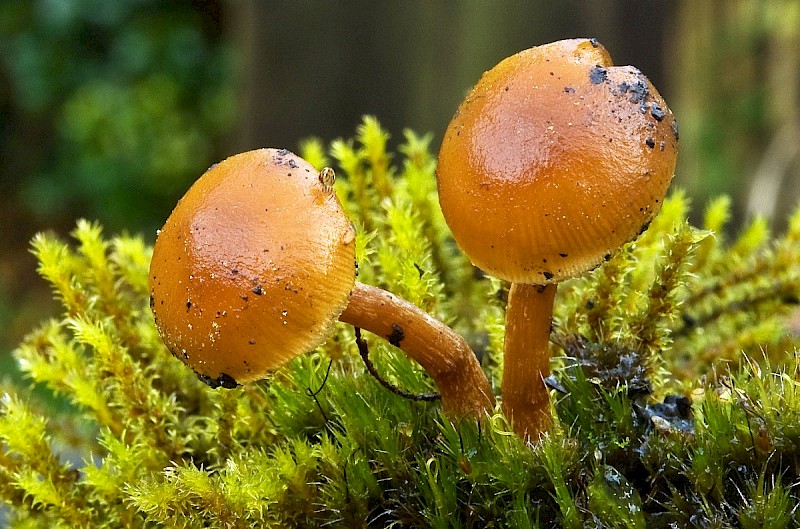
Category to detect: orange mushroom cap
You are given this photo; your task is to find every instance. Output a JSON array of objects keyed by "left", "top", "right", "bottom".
[
  {"left": 437, "top": 38, "right": 678, "bottom": 284},
  {"left": 149, "top": 149, "right": 356, "bottom": 387}
]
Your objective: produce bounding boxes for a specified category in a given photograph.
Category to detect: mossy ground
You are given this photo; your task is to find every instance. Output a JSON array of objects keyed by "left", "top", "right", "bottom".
[{"left": 2, "top": 117, "right": 800, "bottom": 528}]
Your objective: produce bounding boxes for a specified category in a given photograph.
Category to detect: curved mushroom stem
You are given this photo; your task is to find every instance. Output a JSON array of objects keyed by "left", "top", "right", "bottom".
[
  {"left": 502, "top": 282, "right": 557, "bottom": 441},
  {"left": 339, "top": 282, "right": 494, "bottom": 420}
]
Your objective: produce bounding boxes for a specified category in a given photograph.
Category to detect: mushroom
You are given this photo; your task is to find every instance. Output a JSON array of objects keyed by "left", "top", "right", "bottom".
[
  {"left": 436, "top": 39, "right": 678, "bottom": 439},
  {"left": 149, "top": 148, "right": 493, "bottom": 419}
]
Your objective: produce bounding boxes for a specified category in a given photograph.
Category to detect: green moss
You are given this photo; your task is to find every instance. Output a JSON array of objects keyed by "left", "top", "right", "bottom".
[{"left": 3, "top": 117, "right": 800, "bottom": 527}]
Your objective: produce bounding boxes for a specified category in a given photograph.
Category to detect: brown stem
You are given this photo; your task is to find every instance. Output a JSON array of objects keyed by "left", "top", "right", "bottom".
[
  {"left": 502, "top": 282, "right": 557, "bottom": 441},
  {"left": 339, "top": 282, "right": 494, "bottom": 419}
]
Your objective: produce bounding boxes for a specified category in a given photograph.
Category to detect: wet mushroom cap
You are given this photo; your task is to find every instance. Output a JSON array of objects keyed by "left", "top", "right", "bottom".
[
  {"left": 149, "top": 149, "right": 356, "bottom": 386},
  {"left": 437, "top": 38, "right": 678, "bottom": 284}
]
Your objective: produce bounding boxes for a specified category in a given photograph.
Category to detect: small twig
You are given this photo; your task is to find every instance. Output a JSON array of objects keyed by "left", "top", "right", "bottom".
[
  {"left": 305, "top": 359, "right": 333, "bottom": 423},
  {"left": 354, "top": 327, "right": 440, "bottom": 401},
  {"left": 343, "top": 458, "right": 350, "bottom": 504},
  {"left": 457, "top": 426, "right": 473, "bottom": 475}
]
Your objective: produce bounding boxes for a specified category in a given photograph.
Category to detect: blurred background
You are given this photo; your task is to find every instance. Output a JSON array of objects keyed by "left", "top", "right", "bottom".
[{"left": 1, "top": 0, "right": 799, "bottom": 365}]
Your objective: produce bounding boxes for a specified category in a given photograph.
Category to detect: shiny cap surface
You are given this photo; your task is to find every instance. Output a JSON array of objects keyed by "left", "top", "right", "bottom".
[
  {"left": 149, "top": 149, "right": 356, "bottom": 385},
  {"left": 437, "top": 38, "right": 678, "bottom": 284}
]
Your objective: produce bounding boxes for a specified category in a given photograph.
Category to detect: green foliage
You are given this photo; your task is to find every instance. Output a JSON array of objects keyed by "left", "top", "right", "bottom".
[
  {"left": 0, "top": 0, "right": 235, "bottom": 230},
  {"left": 3, "top": 117, "right": 800, "bottom": 527},
  {"left": 555, "top": 189, "right": 800, "bottom": 379}
]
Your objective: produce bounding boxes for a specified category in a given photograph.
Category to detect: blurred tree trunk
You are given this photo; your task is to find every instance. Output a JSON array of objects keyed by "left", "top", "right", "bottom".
[
  {"left": 669, "top": 0, "right": 800, "bottom": 229},
  {"left": 231, "top": 1, "right": 672, "bottom": 152}
]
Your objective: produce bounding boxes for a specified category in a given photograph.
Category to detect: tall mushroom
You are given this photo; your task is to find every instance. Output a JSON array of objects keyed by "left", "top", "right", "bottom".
[
  {"left": 149, "top": 148, "right": 493, "bottom": 419},
  {"left": 436, "top": 39, "right": 678, "bottom": 439}
]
